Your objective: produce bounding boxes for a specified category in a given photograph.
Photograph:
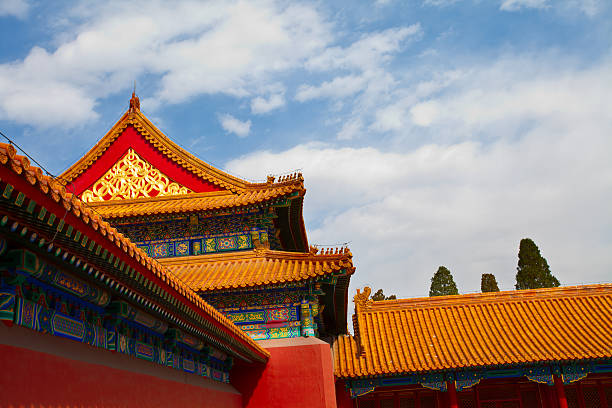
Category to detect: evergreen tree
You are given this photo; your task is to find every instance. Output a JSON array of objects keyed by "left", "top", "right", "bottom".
[
  {"left": 481, "top": 273, "right": 500, "bottom": 293},
  {"left": 515, "top": 238, "right": 560, "bottom": 290},
  {"left": 371, "top": 289, "right": 397, "bottom": 301},
  {"left": 429, "top": 266, "right": 459, "bottom": 297}
]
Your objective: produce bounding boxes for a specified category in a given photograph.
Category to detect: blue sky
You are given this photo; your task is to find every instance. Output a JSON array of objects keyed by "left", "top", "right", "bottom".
[{"left": 0, "top": 0, "right": 611, "bottom": 300}]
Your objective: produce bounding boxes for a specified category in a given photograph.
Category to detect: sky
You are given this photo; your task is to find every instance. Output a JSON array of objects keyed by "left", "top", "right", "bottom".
[{"left": 0, "top": 0, "right": 610, "bottom": 303}]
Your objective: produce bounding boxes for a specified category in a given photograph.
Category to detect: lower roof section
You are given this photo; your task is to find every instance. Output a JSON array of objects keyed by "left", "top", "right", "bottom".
[
  {"left": 334, "top": 284, "right": 612, "bottom": 379},
  {"left": 159, "top": 247, "right": 355, "bottom": 292}
]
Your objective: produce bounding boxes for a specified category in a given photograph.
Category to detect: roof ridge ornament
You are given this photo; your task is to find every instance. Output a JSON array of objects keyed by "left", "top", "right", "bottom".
[
  {"left": 129, "top": 90, "right": 140, "bottom": 113},
  {"left": 354, "top": 287, "right": 371, "bottom": 309}
]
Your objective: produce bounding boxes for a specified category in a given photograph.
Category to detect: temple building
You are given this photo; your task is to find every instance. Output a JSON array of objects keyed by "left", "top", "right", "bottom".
[
  {"left": 334, "top": 285, "right": 612, "bottom": 408},
  {"left": 0, "top": 94, "right": 610, "bottom": 408}
]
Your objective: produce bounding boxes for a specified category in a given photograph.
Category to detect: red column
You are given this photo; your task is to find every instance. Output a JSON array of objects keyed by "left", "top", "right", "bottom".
[
  {"left": 447, "top": 381, "right": 459, "bottom": 408},
  {"left": 538, "top": 383, "right": 552, "bottom": 408},
  {"left": 554, "top": 375, "right": 568, "bottom": 408}
]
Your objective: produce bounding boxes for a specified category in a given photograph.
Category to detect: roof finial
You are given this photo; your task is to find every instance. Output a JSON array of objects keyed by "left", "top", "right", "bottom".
[{"left": 129, "top": 82, "right": 140, "bottom": 113}]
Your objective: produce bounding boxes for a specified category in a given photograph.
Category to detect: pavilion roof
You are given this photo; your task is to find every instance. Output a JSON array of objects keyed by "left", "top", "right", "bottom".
[
  {"left": 0, "top": 142, "right": 269, "bottom": 363},
  {"left": 158, "top": 247, "right": 355, "bottom": 292},
  {"left": 59, "top": 94, "right": 306, "bottom": 199},
  {"left": 333, "top": 284, "right": 612, "bottom": 379},
  {"left": 62, "top": 95, "right": 248, "bottom": 194}
]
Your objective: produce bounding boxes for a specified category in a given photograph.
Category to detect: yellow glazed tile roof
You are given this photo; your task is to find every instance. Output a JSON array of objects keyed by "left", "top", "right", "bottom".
[
  {"left": 334, "top": 284, "right": 612, "bottom": 379},
  {"left": 87, "top": 178, "right": 304, "bottom": 218},
  {"left": 0, "top": 142, "right": 269, "bottom": 362},
  {"left": 159, "top": 247, "right": 355, "bottom": 292}
]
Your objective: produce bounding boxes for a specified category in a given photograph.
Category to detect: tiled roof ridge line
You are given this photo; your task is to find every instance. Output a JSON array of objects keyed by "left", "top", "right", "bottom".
[
  {"left": 80, "top": 175, "right": 305, "bottom": 218},
  {"left": 351, "top": 287, "right": 373, "bottom": 357},
  {"left": 0, "top": 142, "right": 269, "bottom": 360},
  {"left": 159, "top": 247, "right": 354, "bottom": 264},
  {"left": 362, "top": 283, "right": 612, "bottom": 311},
  {"left": 58, "top": 107, "right": 306, "bottom": 194}
]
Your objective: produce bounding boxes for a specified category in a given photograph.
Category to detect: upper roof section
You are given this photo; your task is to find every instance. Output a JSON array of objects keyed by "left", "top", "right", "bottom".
[
  {"left": 334, "top": 284, "right": 612, "bottom": 379},
  {"left": 60, "top": 93, "right": 305, "bottom": 204},
  {"left": 158, "top": 246, "right": 355, "bottom": 292}
]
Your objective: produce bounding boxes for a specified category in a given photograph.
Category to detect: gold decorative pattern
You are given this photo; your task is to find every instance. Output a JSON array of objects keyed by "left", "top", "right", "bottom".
[{"left": 81, "top": 149, "right": 192, "bottom": 202}]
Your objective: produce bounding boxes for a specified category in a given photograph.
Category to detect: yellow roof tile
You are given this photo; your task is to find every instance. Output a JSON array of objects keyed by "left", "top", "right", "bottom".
[
  {"left": 159, "top": 247, "right": 355, "bottom": 292},
  {"left": 334, "top": 284, "right": 612, "bottom": 378},
  {"left": 87, "top": 179, "right": 304, "bottom": 218}
]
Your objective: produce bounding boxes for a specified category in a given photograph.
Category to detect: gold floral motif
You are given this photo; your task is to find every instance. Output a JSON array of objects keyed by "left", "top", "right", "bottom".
[{"left": 81, "top": 149, "right": 192, "bottom": 202}]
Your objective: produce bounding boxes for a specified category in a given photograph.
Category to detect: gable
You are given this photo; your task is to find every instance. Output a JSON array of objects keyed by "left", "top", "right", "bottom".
[
  {"left": 61, "top": 95, "right": 253, "bottom": 197},
  {"left": 81, "top": 149, "right": 192, "bottom": 202}
]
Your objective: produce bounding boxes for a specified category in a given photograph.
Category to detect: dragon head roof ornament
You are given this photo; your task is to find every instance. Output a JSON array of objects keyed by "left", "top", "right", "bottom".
[{"left": 354, "top": 287, "right": 372, "bottom": 310}]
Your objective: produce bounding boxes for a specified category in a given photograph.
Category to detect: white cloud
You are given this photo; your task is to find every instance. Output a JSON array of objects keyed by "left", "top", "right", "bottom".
[
  {"left": 423, "top": 0, "right": 460, "bottom": 6},
  {"left": 295, "top": 75, "right": 367, "bottom": 102},
  {"left": 306, "top": 25, "right": 422, "bottom": 72},
  {"left": 500, "top": 0, "right": 549, "bottom": 11},
  {"left": 218, "top": 113, "right": 251, "bottom": 137},
  {"left": 561, "top": 0, "right": 603, "bottom": 17},
  {"left": 226, "top": 56, "right": 612, "bottom": 301},
  {"left": 337, "top": 118, "right": 363, "bottom": 140},
  {"left": 0, "top": 0, "right": 332, "bottom": 127},
  {"left": 0, "top": 0, "right": 29, "bottom": 18},
  {"left": 251, "top": 93, "right": 285, "bottom": 114}
]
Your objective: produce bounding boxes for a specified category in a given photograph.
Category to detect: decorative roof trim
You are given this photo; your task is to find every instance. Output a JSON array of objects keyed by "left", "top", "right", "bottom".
[
  {"left": 85, "top": 180, "right": 304, "bottom": 218},
  {"left": 362, "top": 284, "right": 612, "bottom": 310},
  {"left": 59, "top": 103, "right": 304, "bottom": 194}
]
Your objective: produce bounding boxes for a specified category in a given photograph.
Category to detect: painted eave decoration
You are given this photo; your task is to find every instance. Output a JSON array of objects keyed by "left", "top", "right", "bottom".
[
  {"left": 334, "top": 284, "right": 612, "bottom": 379},
  {"left": 0, "top": 142, "right": 269, "bottom": 363}
]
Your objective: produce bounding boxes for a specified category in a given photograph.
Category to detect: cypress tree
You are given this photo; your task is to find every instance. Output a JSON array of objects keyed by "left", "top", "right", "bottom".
[
  {"left": 429, "top": 266, "right": 459, "bottom": 297},
  {"left": 371, "top": 289, "right": 397, "bottom": 301},
  {"left": 515, "top": 238, "right": 560, "bottom": 290},
  {"left": 481, "top": 273, "right": 500, "bottom": 293}
]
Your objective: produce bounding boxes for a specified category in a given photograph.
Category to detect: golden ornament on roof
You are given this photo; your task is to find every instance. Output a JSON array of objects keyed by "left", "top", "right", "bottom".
[{"left": 81, "top": 149, "right": 192, "bottom": 202}]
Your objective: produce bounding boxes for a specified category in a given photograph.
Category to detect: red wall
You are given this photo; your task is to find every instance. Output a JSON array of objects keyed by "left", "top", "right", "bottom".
[
  {"left": 232, "top": 337, "right": 337, "bottom": 408},
  {"left": 0, "top": 341, "right": 242, "bottom": 408}
]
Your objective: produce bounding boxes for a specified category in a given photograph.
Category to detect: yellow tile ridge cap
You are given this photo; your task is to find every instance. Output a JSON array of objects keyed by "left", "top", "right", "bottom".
[
  {"left": 86, "top": 184, "right": 304, "bottom": 213},
  {"left": 87, "top": 190, "right": 236, "bottom": 207},
  {"left": 361, "top": 283, "right": 612, "bottom": 311},
  {"left": 158, "top": 248, "right": 354, "bottom": 265}
]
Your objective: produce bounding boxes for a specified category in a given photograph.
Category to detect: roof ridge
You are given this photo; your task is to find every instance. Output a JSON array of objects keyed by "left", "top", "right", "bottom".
[
  {"left": 159, "top": 247, "right": 354, "bottom": 265},
  {"left": 59, "top": 100, "right": 306, "bottom": 195},
  {"left": 363, "top": 283, "right": 612, "bottom": 311}
]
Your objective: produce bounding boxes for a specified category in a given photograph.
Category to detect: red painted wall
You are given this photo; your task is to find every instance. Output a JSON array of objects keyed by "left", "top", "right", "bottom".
[
  {"left": 232, "top": 337, "right": 337, "bottom": 408},
  {"left": 0, "top": 343, "right": 242, "bottom": 408}
]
